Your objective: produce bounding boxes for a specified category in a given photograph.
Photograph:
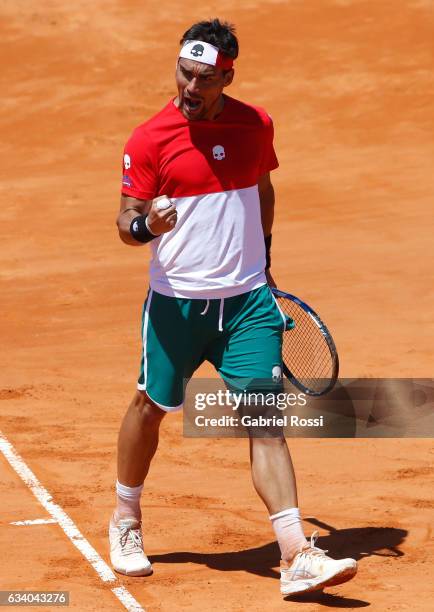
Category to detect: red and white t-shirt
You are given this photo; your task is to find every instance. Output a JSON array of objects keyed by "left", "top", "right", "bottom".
[{"left": 121, "top": 95, "right": 279, "bottom": 298}]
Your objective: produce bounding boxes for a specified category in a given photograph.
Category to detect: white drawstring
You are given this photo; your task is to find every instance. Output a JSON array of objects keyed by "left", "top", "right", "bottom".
[
  {"left": 200, "top": 299, "right": 210, "bottom": 315},
  {"left": 218, "top": 298, "right": 224, "bottom": 332},
  {"left": 199, "top": 298, "right": 224, "bottom": 331}
]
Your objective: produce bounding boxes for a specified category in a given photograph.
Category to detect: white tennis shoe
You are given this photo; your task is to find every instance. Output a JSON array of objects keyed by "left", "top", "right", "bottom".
[
  {"left": 280, "top": 531, "right": 357, "bottom": 597},
  {"left": 109, "top": 516, "right": 153, "bottom": 576}
]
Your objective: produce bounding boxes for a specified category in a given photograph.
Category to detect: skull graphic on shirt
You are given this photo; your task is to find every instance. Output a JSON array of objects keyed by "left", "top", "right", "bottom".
[{"left": 212, "top": 145, "right": 225, "bottom": 161}]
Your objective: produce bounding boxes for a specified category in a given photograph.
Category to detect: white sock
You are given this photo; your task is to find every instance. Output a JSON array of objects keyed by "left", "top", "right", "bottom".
[
  {"left": 114, "top": 480, "right": 143, "bottom": 522},
  {"left": 270, "top": 507, "right": 308, "bottom": 562}
]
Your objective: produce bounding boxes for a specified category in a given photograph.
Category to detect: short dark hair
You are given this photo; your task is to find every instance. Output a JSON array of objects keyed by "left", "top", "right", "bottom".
[{"left": 180, "top": 18, "right": 239, "bottom": 60}]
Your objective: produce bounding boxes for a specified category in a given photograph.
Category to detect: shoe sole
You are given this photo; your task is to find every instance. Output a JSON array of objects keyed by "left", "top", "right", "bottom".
[
  {"left": 282, "top": 564, "right": 357, "bottom": 597},
  {"left": 113, "top": 564, "right": 153, "bottom": 577},
  {"left": 323, "top": 564, "right": 357, "bottom": 588}
]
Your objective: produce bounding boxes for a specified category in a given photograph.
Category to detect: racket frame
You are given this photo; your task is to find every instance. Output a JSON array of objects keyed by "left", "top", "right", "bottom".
[{"left": 271, "top": 287, "right": 339, "bottom": 396}]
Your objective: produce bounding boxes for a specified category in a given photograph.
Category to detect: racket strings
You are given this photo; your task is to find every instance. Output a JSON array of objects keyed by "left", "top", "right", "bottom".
[{"left": 277, "top": 297, "right": 334, "bottom": 394}]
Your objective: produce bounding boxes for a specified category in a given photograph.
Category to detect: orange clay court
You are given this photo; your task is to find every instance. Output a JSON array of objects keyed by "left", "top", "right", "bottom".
[{"left": 0, "top": 1, "right": 433, "bottom": 610}]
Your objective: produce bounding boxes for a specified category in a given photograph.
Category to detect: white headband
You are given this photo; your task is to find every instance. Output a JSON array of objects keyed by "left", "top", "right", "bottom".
[{"left": 179, "top": 40, "right": 233, "bottom": 70}]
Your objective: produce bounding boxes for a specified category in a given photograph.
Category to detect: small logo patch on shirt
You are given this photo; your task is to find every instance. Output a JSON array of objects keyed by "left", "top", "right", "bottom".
[
  {"left": 122, "top": 174, "right": 133, "bottom": 187},
  {"left": 212, "top": 145, "right": 225, "bottom": 160}
]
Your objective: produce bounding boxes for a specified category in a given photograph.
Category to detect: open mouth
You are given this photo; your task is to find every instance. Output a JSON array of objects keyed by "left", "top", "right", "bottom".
[{"left": 183, "top": 96, "right": 203, "bottom": 114}]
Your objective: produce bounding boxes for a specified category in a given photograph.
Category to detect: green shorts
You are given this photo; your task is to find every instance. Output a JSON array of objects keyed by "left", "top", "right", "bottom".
[{"left": 137, "top": 284, "right": 286, "bottom": 411}]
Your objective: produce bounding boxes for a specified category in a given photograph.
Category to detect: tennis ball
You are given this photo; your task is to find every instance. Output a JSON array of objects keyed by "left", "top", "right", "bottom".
[{"left": 155, "top": 195, "right": 173, "bottom": 210}]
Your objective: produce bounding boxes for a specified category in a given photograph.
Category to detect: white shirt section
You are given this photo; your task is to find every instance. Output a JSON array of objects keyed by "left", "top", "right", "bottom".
[{"left": 149, "top": 185, "right": 267, "bottom": 299}]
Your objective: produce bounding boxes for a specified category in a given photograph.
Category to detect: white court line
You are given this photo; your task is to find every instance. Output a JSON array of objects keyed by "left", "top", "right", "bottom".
[
  {"left": 11, "top": 518, "right": 58, "bottom": 525},
  {"left": 0, "top": 430, "right": 145, "bottom": 612},
  {"left": 112, "top": 587, "right": 147, "bottom": 611}
]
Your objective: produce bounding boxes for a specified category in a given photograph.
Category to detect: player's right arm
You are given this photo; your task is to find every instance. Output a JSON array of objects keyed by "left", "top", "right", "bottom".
[
  {"left": 116, "top": 195, "right": 152, "bottom": 246},
  {"left": 116, "top": 194, "right": 177, "bottom": 246},
  {"left": 118, "top": 127, "right": 177, "bottom": 245}
]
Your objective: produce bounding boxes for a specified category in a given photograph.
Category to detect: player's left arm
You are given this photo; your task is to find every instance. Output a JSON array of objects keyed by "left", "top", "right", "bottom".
[
  {"left": 258, "top": 171, "right": 274, "bottom": 236},
  {"left": 258, "top": 172, "right": 276, "bottom": 287}
]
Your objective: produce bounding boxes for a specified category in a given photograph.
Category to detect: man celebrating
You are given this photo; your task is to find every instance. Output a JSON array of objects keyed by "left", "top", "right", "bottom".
[{"left": 110, "top": 19, "right": 357, "bottom": 598}]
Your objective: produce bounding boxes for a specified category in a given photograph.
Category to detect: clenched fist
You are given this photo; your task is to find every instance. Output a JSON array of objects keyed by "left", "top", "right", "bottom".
[{"left": 147, "top": 195, "right": 177, "bottom": 235}]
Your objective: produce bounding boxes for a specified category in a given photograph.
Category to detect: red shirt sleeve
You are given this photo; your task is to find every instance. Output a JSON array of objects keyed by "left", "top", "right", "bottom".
[
  {"left": 258, "top": 113, "right": 279, "bottom": 177},
  {"left": 121, "top": 127, "right": 159, "bottom": 200}
]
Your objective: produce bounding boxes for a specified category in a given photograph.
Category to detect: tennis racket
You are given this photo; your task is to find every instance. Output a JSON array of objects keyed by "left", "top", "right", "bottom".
[{"left": 271, "top": 287, "right": 339, "bottom": 396}]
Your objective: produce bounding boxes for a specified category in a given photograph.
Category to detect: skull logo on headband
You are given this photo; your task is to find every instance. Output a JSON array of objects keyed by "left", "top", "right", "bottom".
[
  {"left": 190, "top": 44, "right": 204, "bottom": 58},
  {"left": 179, "top": 40, "right": 234, "bottom": 70}
]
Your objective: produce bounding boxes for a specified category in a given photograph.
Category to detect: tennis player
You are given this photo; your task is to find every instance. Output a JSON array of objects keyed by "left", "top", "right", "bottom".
[{"left": 110, "top": 19, "right": 357, "bottom": 598}]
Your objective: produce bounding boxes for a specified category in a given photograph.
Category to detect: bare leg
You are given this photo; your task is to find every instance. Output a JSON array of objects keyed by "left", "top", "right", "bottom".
[
  {"left": 249, "top": 436, "right": 298, "bottom": 515},
  {"left": 115, "top": 390, "right": 165, "bottom": 519}
]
